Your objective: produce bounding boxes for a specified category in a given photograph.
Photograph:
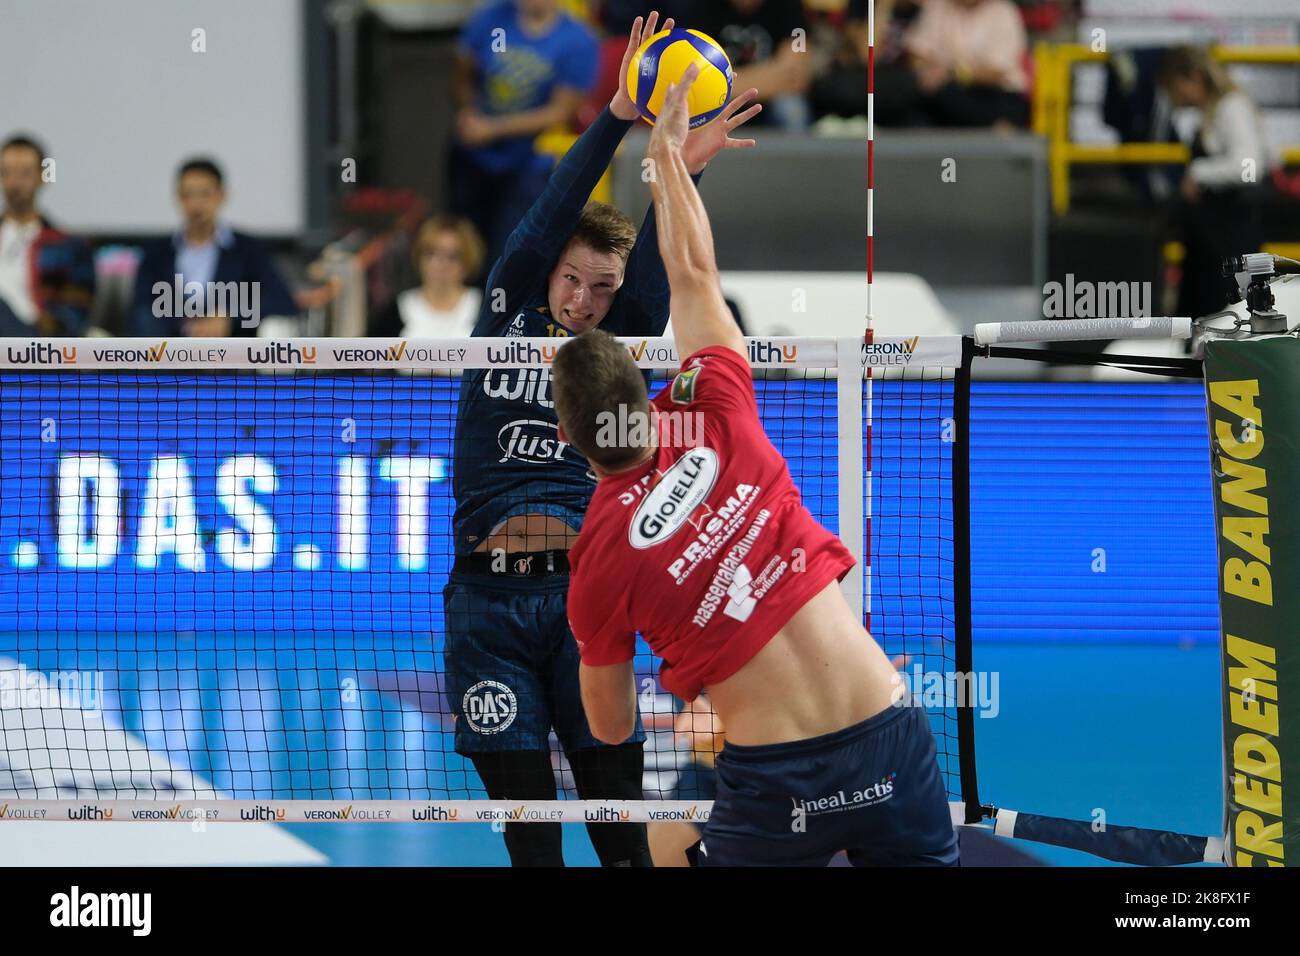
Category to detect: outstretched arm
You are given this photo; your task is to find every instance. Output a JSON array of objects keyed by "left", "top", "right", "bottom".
[
  {"left": 646, "top": 63, "right": 747, "bottom": 360},
  {"left": 619, "top": 88, "right": 761, "bottom": 336},
  {"left": 487, "top": 13, "right": 672, "bottom": 324}
]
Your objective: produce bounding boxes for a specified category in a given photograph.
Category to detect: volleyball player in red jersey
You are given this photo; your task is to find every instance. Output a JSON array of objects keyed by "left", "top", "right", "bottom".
[{"left": 550, "top": 65, "right": 959, "bottom": 866}]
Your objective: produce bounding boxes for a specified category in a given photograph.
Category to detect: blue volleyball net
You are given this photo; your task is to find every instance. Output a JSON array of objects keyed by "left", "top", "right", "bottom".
[{"left": 0, "top": 335, "right": 968, "bottom": 824}]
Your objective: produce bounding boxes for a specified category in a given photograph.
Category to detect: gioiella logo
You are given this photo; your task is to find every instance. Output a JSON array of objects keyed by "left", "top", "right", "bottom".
[
  {"left": 6, "top": 343, "right": 77, "bottom": 366},
  {"left": 629, "top": 448, "right": 719, "bottom": 549}
]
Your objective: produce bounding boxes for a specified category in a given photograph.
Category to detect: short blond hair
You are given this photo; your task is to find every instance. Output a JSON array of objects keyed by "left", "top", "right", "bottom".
[
  {"left": 412, "top": 214, "right": 486, "bottom": 280},
  {"left": 571, "top": 202, "right": 637, "bottom": 261}
]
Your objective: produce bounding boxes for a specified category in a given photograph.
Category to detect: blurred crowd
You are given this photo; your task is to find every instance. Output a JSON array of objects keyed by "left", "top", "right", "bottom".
[{"left": 0, "top": 0, "right": 1285, "bottom": 336}]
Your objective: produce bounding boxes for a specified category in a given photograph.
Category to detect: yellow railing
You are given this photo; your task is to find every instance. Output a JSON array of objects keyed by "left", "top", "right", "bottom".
[{"left": 1034, "top": 44, "right": 1300, "bottom": 214}]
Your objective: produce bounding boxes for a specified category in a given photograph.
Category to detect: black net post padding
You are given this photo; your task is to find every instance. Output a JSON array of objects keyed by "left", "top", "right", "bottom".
[
  {"left": 1007, "top": 810, "right": 1217, "bottom": 866},
  {"left": 980, "top": 344, "right": 1204, "bottom": 379},
  {"left": 954, "top": 337, "right": 981, "bottom": 824}
]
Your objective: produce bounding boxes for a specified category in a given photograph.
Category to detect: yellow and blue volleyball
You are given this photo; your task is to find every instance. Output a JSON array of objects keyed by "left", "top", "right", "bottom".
[{"left": 626, "top": 28, "right": 733, "bottom": 129}]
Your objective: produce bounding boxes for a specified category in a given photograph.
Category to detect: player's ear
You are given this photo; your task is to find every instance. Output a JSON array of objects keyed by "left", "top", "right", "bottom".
[{"left": 557, "top": 422, "right": 570, "bottom": 443}]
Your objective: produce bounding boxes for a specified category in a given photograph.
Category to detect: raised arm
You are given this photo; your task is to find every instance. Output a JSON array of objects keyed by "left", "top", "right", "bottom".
[
  {"left": 488, "top": 13, "right": 672, "bottom": 316},
  {"left": 646, "top": 63, "right": 748, "bottom": 360},
  {"left": 618, "top": 87, "right": 761, "bottom": 336}
]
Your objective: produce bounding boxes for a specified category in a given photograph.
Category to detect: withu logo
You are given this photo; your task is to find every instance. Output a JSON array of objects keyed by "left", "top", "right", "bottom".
[
  {"left": 248, "top": 342, "right": 317, "bottom": 365},
  {"left": 6, "top": 343, "right": 77, "bottom": 365},
  {"left": 239, "top": 805, "right": 286, "bottom": 821}
]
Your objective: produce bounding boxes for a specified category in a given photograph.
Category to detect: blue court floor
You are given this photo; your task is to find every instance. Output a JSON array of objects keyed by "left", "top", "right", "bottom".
[{"left": 283, "top": 639, "right": 1223, "bottom": 866}]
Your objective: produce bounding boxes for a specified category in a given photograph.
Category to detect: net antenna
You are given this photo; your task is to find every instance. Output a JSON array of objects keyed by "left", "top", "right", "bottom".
[{"left": 864, "top": 0, "right": 876, "bottom": 633}]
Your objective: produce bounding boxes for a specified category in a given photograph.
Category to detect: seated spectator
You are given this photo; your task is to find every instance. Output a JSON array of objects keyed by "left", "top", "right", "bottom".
[
  {"left": 693, "top": 0, "right": 812, "bottom": 130},
  {"left": 129, "top": 157, "right": 296, "bottom": 337},
  {"left": 904, "top": 0, "right": 1030, "bottom": 128},
  {"left": 369, "top": 215, "right": 485, "bottom": 337},
  {"left": 1160, "top": 46, "right": 1277, "bottom": 318},
  {"left": 0, "top": 134, "right": 95, "bottom": 336},
  {"left": 835, "top": 0, "right": 925, "bottom": 126},
  {"left": 450, "top": 0, "right": 599, "bottom": 270}
]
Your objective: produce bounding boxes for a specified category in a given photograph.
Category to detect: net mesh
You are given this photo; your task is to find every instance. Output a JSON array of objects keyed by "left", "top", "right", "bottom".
[
  {"left": 865, "top": 364, "right": 958, "bottom": 800},
  {"left": 0, "top": 340, "right": 960, "bottom": 807}
]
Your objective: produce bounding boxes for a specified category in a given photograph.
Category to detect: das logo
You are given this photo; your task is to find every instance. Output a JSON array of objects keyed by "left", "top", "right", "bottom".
[{"left": 462, "top": 680, "right": 518, "bottom": 734}]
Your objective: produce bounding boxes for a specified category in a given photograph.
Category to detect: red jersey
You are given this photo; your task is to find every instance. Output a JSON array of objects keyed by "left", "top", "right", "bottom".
[{"left": 567, "top": 346, "right": 855, "bottom": 701}]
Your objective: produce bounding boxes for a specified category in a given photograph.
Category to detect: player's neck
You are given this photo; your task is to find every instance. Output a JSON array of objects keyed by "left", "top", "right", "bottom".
[{"left": 593, "top": 444, "right": 656, "bottom": 480}]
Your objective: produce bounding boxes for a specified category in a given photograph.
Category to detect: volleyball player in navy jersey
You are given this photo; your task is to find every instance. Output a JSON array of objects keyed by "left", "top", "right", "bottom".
[{"left": 445, "top": 12, "right": 761, "bottom": 866}]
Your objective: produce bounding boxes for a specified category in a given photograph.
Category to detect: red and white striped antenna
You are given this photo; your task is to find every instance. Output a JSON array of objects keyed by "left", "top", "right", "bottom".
[{"left": 864, "top": 0, "right": 875, "bottom": 634}]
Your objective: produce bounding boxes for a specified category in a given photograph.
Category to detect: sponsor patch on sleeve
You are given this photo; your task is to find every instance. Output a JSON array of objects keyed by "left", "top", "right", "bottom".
[{"left": 671, "top": 367, "right": 701, "bottom": 405}]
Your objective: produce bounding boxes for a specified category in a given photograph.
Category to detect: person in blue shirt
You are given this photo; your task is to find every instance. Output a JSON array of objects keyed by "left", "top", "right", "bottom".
[
  {"left": 444, "top": 10, "right": 761, "bottom": 867},
  {"left": 451, "top": 0, "right": 599, "bottom": 269}
]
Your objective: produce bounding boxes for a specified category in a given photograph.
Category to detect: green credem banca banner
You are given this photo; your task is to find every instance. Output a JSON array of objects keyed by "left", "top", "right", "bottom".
[{"left": 1204, "top": 336, "right": 1300, "bottom": 866}]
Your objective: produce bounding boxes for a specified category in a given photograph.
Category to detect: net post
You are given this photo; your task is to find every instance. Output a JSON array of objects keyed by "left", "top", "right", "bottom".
[
  {"left": 1203, "top": 337, "right": 1300, "bottom": 867},
  {"left": 837, "top": 335, "right": 864, "bottom": 622},
  {"left": 954, "top": 336, "right": 982, "bottom": 822}
]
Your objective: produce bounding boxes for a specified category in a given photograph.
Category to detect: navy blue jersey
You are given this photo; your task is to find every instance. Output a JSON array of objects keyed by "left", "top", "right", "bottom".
[{"left": 452, "top": 107, "right": 673, "bottom": 555}]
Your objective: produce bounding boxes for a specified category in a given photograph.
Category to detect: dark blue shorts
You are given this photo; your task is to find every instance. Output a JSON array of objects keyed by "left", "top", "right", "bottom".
[
  {"left": 442, "top": 572, "right": 646, "bottom": 755},
  {"left": 698, "top": 703, "right": 959, "bottom": 866}
]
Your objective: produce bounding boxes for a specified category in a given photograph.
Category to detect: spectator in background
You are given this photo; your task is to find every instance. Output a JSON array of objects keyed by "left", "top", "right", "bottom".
[
  {"left": 602, "top": 0, "right": 689, "bottom": 34},
  {"left": 807, "top": 0, "right": 870, "bottom": 121},
  {"left": 1161, "top": 46, "right": 1276, "bottom": 318},
  {"left": 451, "top": 0, "right": 599, "bottom": 269},
  {"left": 369, "top": 215, "right": 485, "bottom": 337},
  {"left": 129, "top": 157, "right": 296, "bottom": 337},
  {"left": 0, "top": 135, "right": 95, "bottom": 336},
  {"left": 842, "top": 0, "right": 925, "bottom": 126},
  {"left": 905, "top": 0, "right": 1030, "bottom": 128},
  {"left": 693, "top": 0, "right": 812, "bottom": 130}
]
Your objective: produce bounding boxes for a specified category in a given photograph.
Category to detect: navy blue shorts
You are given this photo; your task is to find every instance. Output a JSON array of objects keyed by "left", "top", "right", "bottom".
[
  {"left": 442, "top": 572, "right": 646, "bottom": 755},
  {"left": 698, "top": 703, "right": 959, "bottom": 866}
]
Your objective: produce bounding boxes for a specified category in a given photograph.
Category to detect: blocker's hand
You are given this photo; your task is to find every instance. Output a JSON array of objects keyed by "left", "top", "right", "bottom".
[
  {"left": 611, "top": 11, "right": 674, "bottom": 122},
  {"left": 681, "top": 86, "right": 762, "bottom": 175}
]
